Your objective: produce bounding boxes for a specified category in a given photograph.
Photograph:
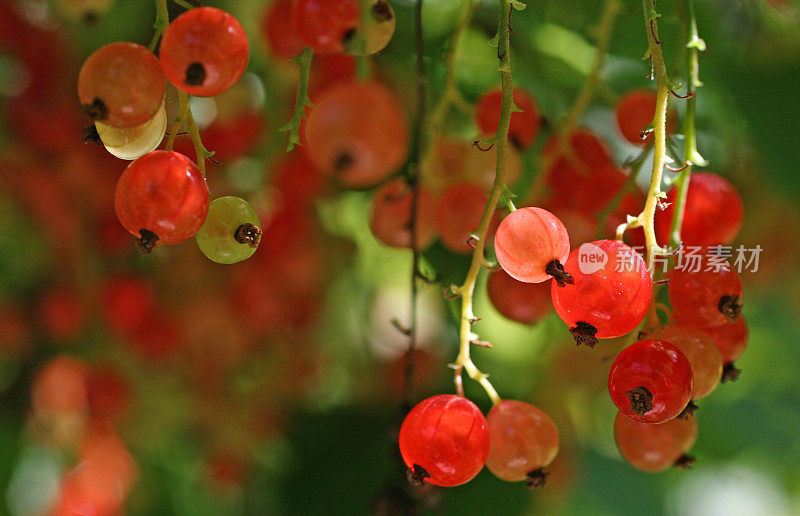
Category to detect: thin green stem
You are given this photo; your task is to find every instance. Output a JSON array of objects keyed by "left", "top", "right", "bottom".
[
  {"left": 421, "top": 0, "right": 473, "bottom": 168},
  {"left": 451, "top": 0, "right": 517, "bottom": 407},
  {"left": 526, "top": 0, "right": 620, "bottom": 203},
  {"left": 669, "top": 0, "right": 705, "bottom": 249},
  {"left": 280, "top": 47, "right": 314, "bottom": 152},
  {"left": 170, "top": 0, "right": 194, "bottom": 10},
  {"left": 617, "top": 0, "right": 670, "bottom": 269},
  {"left": 148, "top": 0, "right": 169, "bottom": 52},
  {"left": 178, "top": 90, "right": 214, "bottom": 177},
  {"left": 402, "top": 0, "right": 426, "bottom": 409}
]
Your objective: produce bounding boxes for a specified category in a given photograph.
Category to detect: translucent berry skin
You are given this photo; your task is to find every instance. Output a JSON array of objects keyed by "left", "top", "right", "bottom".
[
  {"left": 96, "top": 103, "right": 167, "bottom": 160},
  {"left": 704, "top": 316, "right": 748, "bottom": 363},
  {"left": 114, "top": 150, "right": 209, "bottom": 246},
  {"left": 160, "top": 7, "right": 249, "bottom": 97},
  {"left": 543, "top": 128, "right": 612, "bottom": 170},
  {"left": 369, "top": 179, "right": 437, "bottom": 249},
  {"left": 608, "top": 339, "right": 693, "bottom": 424},
  {"left": 343, "top": 0, "right": 396, "bottom": 56},
  {"left": 196, "top": 197, "right": 261, "bottom": 264},
  {"left": 656, "top": 173, "right": 744, "bottom": 247},
  {"left": 487, "top": 269, "right": 552, "bottom": 325},
  {"left": 475, "top": 88, "right": 541, "bottom": 149},
  {"left": 654, "top": 324, "right": 723, "bottom": 400},
  {"left": 486, "top": 400, "right": 559, "bottom": 482},
  {"left": 78, "top": 42, "right": 165, "bottom": 128},
  {"left": 551, "top": 240, "right": 652, "bottom": 338},
  {"left": 261, "top": 0, "right": 305, "bottom": 59},
  {"left": 495, "top": 207, "right": 570, "bottom": 283},
  {"left": 668, "top": 260, "right": 743, "bottom": 328},
  {"left": 614, "top": 411, "right": 697, "bottom": 472},
  {"left": 615, "top": 89, "right": 676, "bottom": 145},
  {"left": 291, "top": 0, "right": 359, "bottom": 54},
  {"left": 435, "top": 183, "right": 492, "bottom": 254},
  {"left": 399, "top": 394, "right": 489, "bottom": 487},
  {"left": 304, "top": 81, "right": 408, "bottom": 189}
]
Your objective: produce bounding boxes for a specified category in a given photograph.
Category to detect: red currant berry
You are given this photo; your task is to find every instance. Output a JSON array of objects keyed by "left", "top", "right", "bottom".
[
  {"left": 653, "top": 324, "right": 723, "bottom": 400},
  {"left": 291, "top": 0, "right": 359, "bottom": 54},
  {"left": 114, "top": 150, "right": 210, "bottom": 252},
  {"left": 39, "top": 286, "right": 85, "bottom": 341},
  {"left": 435, "top": 183, "right": 494, "bottom": 254},
  {"left": 475, "top": 87, "right": 541, "bottom": 149},
  {"left": 32, "top": 356, "right": 89, "bottom": 415},
  {"left": 487, "top": 269, "right": 552, "bottom": 325},
  {"left": 656, "top": 172, "right": 744, "bottom": 247},
  {"left": 399, "top": 394, "right": 489, "bottom": 487},
  {"left": 614, "top": 410, "right": 697, "bottom": 472},
  {"left": 615, "top": 89, "right": 677, "bottom": 145},
  {"left": 608, "top": 339, "right": 693, "bottom": 424},
  {"left": 261, "top": 0, "right": 305, "bottom": 60},
  {"left": 551, "top": 240, "right": 652, "bottom": 347},
  {"left": 304, "top": 80, "right": 408, "bottom": 188},
  {"left": 369, "top": 179, "right": 437, "bottom": 249},
  {"left": 703, "top": 316, "right": 748, "bottom": 364},
  {"left": 668, "top": 258, "right": 743, "bottom": 328},
  {"left": 160, "top": 7, "right": 249, "bottom": 97},
  {"left": 543, "top": 128, "right": 612, "bottom": 171},
  {"left": 87, "top": 366, "right": 130, "bottom": 421},
  {"left": 78, "top": 42, "right": 165, "bottom": 128},
  {"left": 494, "top": 207, "right": 571, "bottom": 284},
  {"left": 486, "top": 400, "right": 559, "bottom": 484}
]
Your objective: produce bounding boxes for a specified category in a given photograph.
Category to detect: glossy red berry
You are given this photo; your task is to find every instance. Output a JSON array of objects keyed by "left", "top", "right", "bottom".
[
  {"left": 614, "top": 411, "right": 697, "bottom": 472},
  {"left": 703, "top": 316, "right": 748, "bottom": 364},
  {"left": 475, "top": 87, "right": 541, "bottom": 149},
  {"left": 399, "top": 394, "right": 489, "bottom": 487},
  {"left": 369, "top": 179, "right": 437, "bottom": 249},
  {"left": 494, "top": 207, "right": 571, "bottom": 285},
  {"left": 261, "top": 0, "right": 305, "bottom": 59},
  {"left": 615, "top": 89, "right": 677, "bottom": 145},
  {"left": 653, "top": 324, "right": 723, "bottom": 400},
  {"left": 551, "top": 240, "right": 652, "bottom": 347},
  {"left": 656, "top": 173, "right": 744, "bottom": 247},
  {"left": 668, "top": 258, "right": 743, "bottom": 328},
  {"left": 304, "top": 80, "right": 408, "bottom": 188},
  {"left": 487, "top": 269, "right": 552, "bottom": 325},
  {"left": 160, "top": 7, "right": 249, "bottom": 97},
  {"left": 114, "top": 150, "right": 209, "bottom": 252},
  {"left": 435, "top": 183, "right": 492, "bottom": 254},
  {"left": 78, "top": 42, "right": 165, "bottom": 128},
  {"left": 486, "top": 400, "right": 559, "bottom": 484},
  {"left": 608, "top": 339, "right": 693, "bottom": 424},
  {"left": 291, "top": 0, "right": 359, "bottom": 54}
]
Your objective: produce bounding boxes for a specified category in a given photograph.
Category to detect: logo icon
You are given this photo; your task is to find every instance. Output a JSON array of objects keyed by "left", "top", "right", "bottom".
[{"left": 577, "top": 242, "right": 608, "bottom": 275}]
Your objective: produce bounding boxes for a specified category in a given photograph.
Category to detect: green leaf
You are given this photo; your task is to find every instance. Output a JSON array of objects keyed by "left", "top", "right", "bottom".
[
  {"left": 510, "top": 0, "right": 526, "bottom": 10},
  {"left": 488, "top": 33, "right": 499, "bottom": 48}
]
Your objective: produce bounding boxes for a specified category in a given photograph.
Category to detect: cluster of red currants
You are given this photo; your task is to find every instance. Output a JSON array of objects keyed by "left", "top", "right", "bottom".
[
  {"left": 78, "top": 6, "right": 262, "bottom": 263},
  {"left": 398, "top": 83, "right": 749, "bottom": 482}
]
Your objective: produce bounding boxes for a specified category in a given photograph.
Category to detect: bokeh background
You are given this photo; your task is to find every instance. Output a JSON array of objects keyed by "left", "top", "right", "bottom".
[{"left": 1, "top": 0, "right": 799, "bottom": 514}]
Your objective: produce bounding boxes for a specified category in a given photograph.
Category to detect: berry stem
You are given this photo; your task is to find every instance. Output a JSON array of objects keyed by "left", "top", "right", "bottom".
[
  {"left": 170, "top": 0, "right": 195, "bottom": 10},
  {"left": 148, "top": 0, "right": 169, "bottom": 52},
  {"left": 420, "top": 0, "right": 474, "bottom": 167},
  {"left": 451, "top": 0, "right": 518, "bottom": 407},
  {"left": 401, "top": 0, "right": 427, "bottom": 409},
  {"left": 355, "top": 0, "right": 374, "bottom": 81},
  {"left": 616, "top": 0, "right": 671, "bottom": 269},
  {"left": 280, "top": 47, "right": 314, "bottom": 152},
  {"left": 178, "top": 90, "right": 214, "bottom": 177},
  {"left": 526, "top": 0, "right": 620, "bottom": 203},
  {"left": 668, "top": 0, "right": 706, "bottom": 249}
]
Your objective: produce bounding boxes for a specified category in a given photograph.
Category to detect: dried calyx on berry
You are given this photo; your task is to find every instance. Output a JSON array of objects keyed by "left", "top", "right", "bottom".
[
  {"left": 569, "top": 321, "right": 598, "bottom": 348},
  {"left": 625, "top": 386, "right": 653, "bottom": 416},
  {"left": 546, "top": 259, "right": 574, "bottom": 287}
]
